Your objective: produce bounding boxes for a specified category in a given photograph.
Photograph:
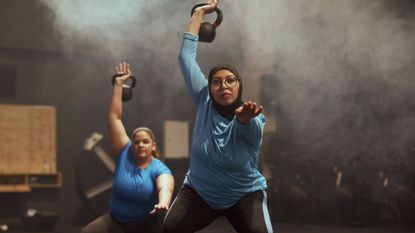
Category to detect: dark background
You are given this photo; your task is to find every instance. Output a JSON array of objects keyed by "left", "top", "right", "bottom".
[{"left": 0, "top": 0, "right": 414, "bottom": 230}]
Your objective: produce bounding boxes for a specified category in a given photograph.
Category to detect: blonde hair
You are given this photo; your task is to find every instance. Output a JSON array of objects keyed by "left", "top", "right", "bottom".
[{"left": 131, "top": 127, "right": 161, "bottom": 159}]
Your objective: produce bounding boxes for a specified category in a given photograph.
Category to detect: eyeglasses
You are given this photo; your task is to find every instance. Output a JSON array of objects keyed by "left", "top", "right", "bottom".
[{"left": 211, "top": 77, "right": 239, "bottom": 89}]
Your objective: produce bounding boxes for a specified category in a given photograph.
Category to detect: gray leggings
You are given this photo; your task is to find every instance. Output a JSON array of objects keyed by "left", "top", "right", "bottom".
[{"left": 81, "top": 212, "right": 165, "bottom": 233}]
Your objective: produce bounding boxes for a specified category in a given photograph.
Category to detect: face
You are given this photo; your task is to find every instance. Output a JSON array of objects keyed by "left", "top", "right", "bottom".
[
  {"left": 210, "top": 69, "right": 240, "bottom": 106},
  {"left": 130, "top": 130, "right": 156, "bottom": 162}
]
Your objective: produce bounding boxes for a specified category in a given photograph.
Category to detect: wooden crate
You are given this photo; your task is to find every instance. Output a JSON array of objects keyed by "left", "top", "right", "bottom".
[{"left": 0, "top": 104, "right": 57, "bottom": 174}]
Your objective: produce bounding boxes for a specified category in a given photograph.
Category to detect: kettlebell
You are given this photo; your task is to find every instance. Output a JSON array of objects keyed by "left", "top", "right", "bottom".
[
  {"left": 111, "top": 74, "right": 137, "bottom": 102},
  {"left": 191, "top": 3, "right": 223, "bottom": 43}
]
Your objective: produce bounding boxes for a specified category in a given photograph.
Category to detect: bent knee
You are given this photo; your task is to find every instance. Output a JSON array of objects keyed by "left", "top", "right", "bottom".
[
  {"left": 162, "top": 215, "right": 191, "bottom": 233},
  {"left": 241, "top": 220, "right": 273, "bottom": 233}
]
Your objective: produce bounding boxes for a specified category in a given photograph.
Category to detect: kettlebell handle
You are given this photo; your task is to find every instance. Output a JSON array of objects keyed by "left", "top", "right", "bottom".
[
  {"left": 111, "top": 74, "right": 137, "bottom": 87},
  {"left": 191, "top": 3, "right": 223, "bottom": 29},
  {"left": 111, "top": 74, "right": 137, "bottom": 102}
]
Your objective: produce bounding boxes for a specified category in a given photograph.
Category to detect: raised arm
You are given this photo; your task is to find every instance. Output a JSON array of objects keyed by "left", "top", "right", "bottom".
[
  {"left": 178, "top": 0, "right": 219, "bottom": 104},
  {"left": 108, "top": 62, "right": 132, "bottom": 157}
]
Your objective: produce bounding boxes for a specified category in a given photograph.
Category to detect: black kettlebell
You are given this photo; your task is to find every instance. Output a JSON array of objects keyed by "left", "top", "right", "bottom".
[
  {"left": 111, "top": 74, "right": 137, "bottom": 102},
  {"left": 191, "top": 3, "right": 223, "bottom": 43}
]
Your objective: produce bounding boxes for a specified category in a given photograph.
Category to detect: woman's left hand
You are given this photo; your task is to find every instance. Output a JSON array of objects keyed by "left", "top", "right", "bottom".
[
  {"left": 235, "top": 101, "right": 263, "bottom": 124},
  {"left": 114, "top": 62, "right": 133, "bottom": 86}
]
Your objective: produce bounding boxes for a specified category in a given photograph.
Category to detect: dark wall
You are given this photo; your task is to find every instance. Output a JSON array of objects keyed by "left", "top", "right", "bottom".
[
  {"left": 1, "top": 0, "right": 415, "bottom": 229},
  {"left": 0, "top": 0, "right": 196, "bottom": 228}
]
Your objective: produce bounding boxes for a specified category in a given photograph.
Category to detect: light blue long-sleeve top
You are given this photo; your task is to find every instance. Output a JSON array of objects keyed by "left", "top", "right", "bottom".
[{"left": 179, "top": 32, "right": 267, "bottom": 209}]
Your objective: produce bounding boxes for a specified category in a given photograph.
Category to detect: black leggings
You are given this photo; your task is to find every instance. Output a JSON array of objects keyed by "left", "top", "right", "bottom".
[
  {"left": 80, "top": 212, "right": 165, "bottom": 233},
  {"left": 163, "top": 185, "right": 274, "bottom": 233}
]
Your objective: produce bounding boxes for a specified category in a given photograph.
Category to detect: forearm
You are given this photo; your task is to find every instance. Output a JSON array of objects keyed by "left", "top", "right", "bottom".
[
  {"left": 108, "top": 83, "right": 124, "bottom": 120},
  {"left": 178, "top": 33, "right": 207, "bottom": 103},
  {"left": 238, "top": 115, "right": 265, "bottom": 149},
  {"left": 157, "top": 183, "right": 174, "bottom": 207},
  {"left": 156, "top": 175, "right": 174, "bottom": 207},
  {"left": 180, "top": 8, "right": 202, "bottom": 72},
  {"left": 187, "top": 9, "right": 204, "bottom": 35}
]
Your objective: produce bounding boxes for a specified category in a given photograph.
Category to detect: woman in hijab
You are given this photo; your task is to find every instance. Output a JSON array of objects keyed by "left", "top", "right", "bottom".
[{"left": 162, "top": 1, "right": 273, "bottom": 232}]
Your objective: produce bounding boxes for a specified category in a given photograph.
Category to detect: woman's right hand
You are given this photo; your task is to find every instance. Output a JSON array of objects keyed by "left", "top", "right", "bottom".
[
  {"left": 194, "top": 0, "right": 218, "bottom": 15},
  {"left": 235, "top": 101, "right": 263, "bottom": 124},
  {"left": 114, "top": 62, "right": 133, "bottom": 86}
]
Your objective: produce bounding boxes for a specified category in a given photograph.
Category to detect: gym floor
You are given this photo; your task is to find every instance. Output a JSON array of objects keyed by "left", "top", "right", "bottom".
[
  {"left": 6, "top": 218, "right": 415, "bottom": 233},
  {"left": 198, "top": 218, "right": 414, "bottom": 233}
]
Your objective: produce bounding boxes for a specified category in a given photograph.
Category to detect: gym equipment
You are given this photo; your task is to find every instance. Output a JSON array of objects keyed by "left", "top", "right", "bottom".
[
  {"left": 76, "top": 132, "right": 114, "bottom": 215},
  {"left": 191, "top": 3, "right": 223, "bottom": 43},
  {"left": 111, "top": 74, "right": 136, "bottom": 102}
]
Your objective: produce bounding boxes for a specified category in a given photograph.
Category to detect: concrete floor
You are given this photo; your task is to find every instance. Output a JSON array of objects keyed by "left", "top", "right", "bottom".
[
  {"left": 4, "top": 218, "right": 415, "bottom": 233},
  {"left": 197, "top": 217, "right": 415, "bottom": 233}
]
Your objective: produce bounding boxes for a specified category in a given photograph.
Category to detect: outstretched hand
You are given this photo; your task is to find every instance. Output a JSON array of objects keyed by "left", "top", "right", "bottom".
[
  {"left": 235, "top": 101, "right": 263, "bottom": 124},
  {"left": 194, "top": 0, "right": 218, "bottom": 15},
  {"left": 149, "top": 203, "right": 169, "bottom": 215},
  {"left": 114, "top": 62, "right": 133, "bottom": 86}
]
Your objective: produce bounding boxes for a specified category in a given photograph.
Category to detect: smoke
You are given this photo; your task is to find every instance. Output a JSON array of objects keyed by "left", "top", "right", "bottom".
[
  {"left": 39, "top": 1, "right": 160, "bottom": 58},
  {"left": 38, "top": 0, "right": 415, "bottom": 166},
  {"left": 37, "top": 0, "right": 192, "bottom": 121},
  {"left": 227, "top": 0, "right": 415, "bottom": 165}
]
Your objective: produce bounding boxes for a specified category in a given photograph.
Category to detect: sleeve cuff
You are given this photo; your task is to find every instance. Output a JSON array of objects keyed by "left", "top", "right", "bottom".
[
  {"left": 237, "top": 114, "right": 266, "bottom": 128},
  {"left": 184, "top": 32, "right": 199, "bottom": 41},
  {"left": 237, "top": 118, "right": 254, "bottom": 127}
]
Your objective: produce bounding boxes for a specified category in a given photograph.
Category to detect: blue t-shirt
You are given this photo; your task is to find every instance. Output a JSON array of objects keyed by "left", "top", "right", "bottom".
[
  {"left": 178, "top": 32, "right": 267, "bottom": 209},
  {"left": 110, "top": 141, "right": 172, "bottom": 222}
]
